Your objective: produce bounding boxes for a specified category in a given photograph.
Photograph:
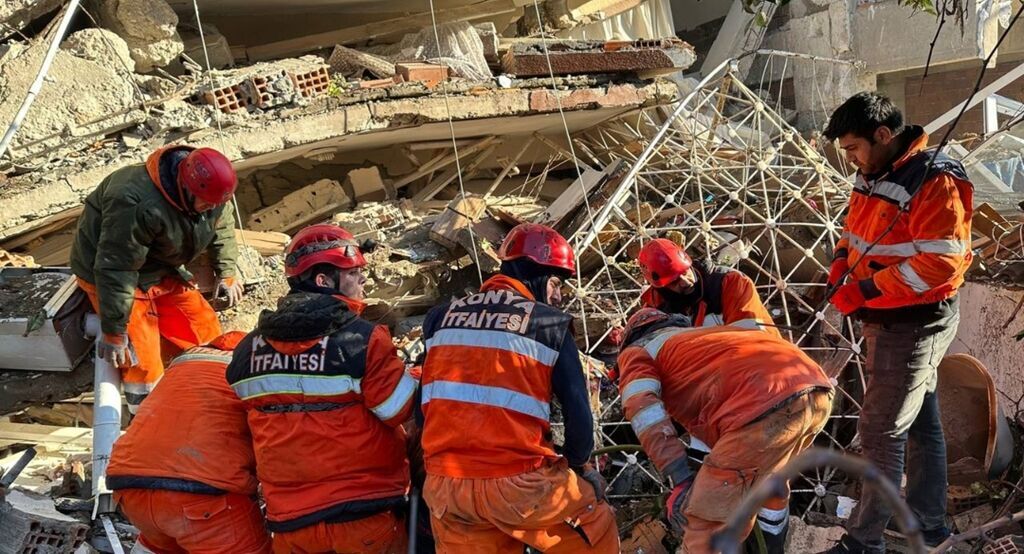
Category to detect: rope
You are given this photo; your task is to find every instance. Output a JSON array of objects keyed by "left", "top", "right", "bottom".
[
  {"left": 427, "top": 0, "right": 484, "bottom": 287},
  {"left": 190, "top": 0, "right": 269, "bottom": 300}
]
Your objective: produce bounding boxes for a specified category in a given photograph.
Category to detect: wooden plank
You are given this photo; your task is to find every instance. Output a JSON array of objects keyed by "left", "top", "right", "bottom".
[
  {"left": 0, "top": 207, "right": 83, "bottom": 250},
  {"left": 413, "top": 143, "right": 500, "bottom": 202},
  {"left": 26, "top": 231, "right": 73, "bottom": 266},
  {"left": 392, "top": 136, "right": 499, "bottom": 191},
  {"left": 484, "top": 137, "right": 533, "bottom": 198},
  {"left": 569, "top": 0, "right": 646, "bottom": 20},
  {"left": 539, "top": 164, "right": 611, "bottom": 226},
  {"left": 0, "top": 422, "right": 95, "bottom": 451},
  {"left": 235, "top": 229, "right": 290, "bottom": 256},
  {"left": 246, "top": 0, "right": 519, "bottom": 61}
]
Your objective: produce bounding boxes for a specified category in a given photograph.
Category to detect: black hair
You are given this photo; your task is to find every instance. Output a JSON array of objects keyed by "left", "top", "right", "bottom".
[
  {"left": 823, "top": 91, "right": 904, "bottom": 142},
  {"left": 288, "top": 263, "right": 342, "bottom": 295}
]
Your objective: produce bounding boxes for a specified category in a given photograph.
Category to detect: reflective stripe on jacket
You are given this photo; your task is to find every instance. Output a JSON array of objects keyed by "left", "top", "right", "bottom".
[
  {"left": 420, "top": 275, "right": 574, "bottom": 478},
  {"left": 617, "top": 326, "right": 832, "bottom": 472},
  {"left": 226, "top": 293, "right": 415, "bottom": 531},
  {"left": 836, "top": 126, "right": 973, "bottom": 310},
  {"left": 107, "top": 339, "right": 257, "bottom": 496},
  {"left": 640, "top": 262, "right": 780, "bottom": 338}
]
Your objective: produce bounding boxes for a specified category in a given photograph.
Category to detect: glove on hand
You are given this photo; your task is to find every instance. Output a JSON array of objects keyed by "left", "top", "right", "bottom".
[
  {"left": 827, "top": 257, "right": 850, "bottom": 288},
  {"left": 830, "top": 281, "right": 867, "bottom": 315},
  {"left": 215, "top": 276, "right": 244, "bottom": 308},
  {"left": 666, "top": 477, "right": 694, "bottom": 535},
  {"left": 98, "top": 333, "right": 134, "bottom": 369},
  {"left": 573, "top": 464, "right": 608, "bottom": 503}
]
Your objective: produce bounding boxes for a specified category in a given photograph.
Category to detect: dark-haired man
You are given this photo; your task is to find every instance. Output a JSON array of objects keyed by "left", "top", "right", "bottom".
[{"left": 823, "top": 92, "right": 973, "bottom": 553}]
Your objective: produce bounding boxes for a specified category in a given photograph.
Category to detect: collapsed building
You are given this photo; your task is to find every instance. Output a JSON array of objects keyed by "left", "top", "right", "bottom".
[{"left": 1, "top": 0, "right": 1024, "bottom": 552}]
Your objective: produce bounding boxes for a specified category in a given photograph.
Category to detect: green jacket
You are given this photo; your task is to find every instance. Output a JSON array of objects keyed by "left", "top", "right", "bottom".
[{"left": 70, "top": 161, "right": 238, "bottom": 335}]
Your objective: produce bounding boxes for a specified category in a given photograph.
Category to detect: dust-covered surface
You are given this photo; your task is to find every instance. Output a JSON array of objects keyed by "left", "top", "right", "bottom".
[{"left": 0, "top": 271, "right": 67, "bottom": 319}]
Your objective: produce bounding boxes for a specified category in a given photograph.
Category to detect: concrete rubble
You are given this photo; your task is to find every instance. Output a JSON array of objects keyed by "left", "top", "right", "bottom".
[{"left": 2, "top": 1, "right": 1024, "bottom": 552}]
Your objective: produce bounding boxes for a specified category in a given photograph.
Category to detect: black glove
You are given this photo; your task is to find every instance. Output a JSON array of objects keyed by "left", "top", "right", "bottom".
[{"left": 573, "top": 464, "right": 608, "bottom": 503}]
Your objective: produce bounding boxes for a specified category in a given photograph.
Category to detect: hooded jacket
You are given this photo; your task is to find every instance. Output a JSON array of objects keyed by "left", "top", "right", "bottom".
[
  {"left": 226, "top": 291, "right": 416, "bottom": 532},
  {"left": 69, "top": 146, "right": 238, "bottom": 335}
]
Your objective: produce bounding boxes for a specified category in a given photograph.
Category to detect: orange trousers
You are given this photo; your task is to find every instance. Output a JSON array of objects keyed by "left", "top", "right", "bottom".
[
  {"left": 680, "top": 390, "right": 833, "bottom": 554},
  {"left": 79, "top": 277, "right": 221, "bottom": 412},
  {"left": 115, "top": 489, "right": 271, "bottom": 554},
  {"left": 423, "top": 460, "right": 620, "bottom": 553},
  {"left": 271, "top": 511, "right": 407, "bottom": 554}
]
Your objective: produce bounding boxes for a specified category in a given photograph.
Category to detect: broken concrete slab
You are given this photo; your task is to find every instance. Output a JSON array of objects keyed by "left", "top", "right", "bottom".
[
  {"left": 502, "top": 38, "right": 696, "bottom": 77},
  {"left": 247, "top": 178, "right": 351, "bottom": 233},
  {"left": 345, "top": 167, "right": 388, "bottom": 202},
  {"left": 0, "top": 0, "right": 62, "bottom": 41},
  {"left": 96, "top": 0, "right": 183, "bottom": 72},
  {"left": 0, "top": 40, "right": 142, "bottom": 161},
  {"left": 0, "top": 79, "right": 675, "bottom": 238},
  {"left": 328, "top": 45, "right": 394, "bottom": 79},
  {"left": 61, "top": 28, "right": 133, "bottom": 70}
]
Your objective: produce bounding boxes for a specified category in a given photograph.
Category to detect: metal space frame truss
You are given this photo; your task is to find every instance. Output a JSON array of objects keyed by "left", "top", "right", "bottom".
[{"left": 565, "top": 63, "right": 867, "bottom": 515}]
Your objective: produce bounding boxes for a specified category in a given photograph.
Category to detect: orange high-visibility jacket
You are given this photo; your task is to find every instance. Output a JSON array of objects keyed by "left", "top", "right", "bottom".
[
  {"left": 226, "top": 293, "right": 417, "bottom": 532},
  {"left": 617, "top": 326, "right": 832, "bottom": 473},
  {"left": 419, "top": 275, "right": 577, "bottom": 478},
  {"left": 640, "top": 263, "right": 780, "bottom": 339},
  {"left": 107, "top": 332, "right": 257, "bottom": 496},
  {"left": 836, "top": 126, "right": 973, "bottom": 309}
]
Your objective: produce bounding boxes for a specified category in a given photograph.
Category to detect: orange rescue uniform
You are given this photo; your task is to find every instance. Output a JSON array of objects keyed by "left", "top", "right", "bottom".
[
  {"left": 618, "top": 325, "right": 833, "bottom": 553},
  {"left": 420, "top": 275, "right": 619, "bottom": 553},
  {"left": 108, "top": 332, "right": 269, "bottom": 554},
  {"left": 835, "top": 126, "right": 973, "bottom": 310},
  {"left": 640, "top": 263, "right": 781, "bottom": 339},
  {"left": 78, "top": 277, "right": 221, "bottom": 411},
  {"left": 226, "top": 292, "right": 416, "bottom": 554}
]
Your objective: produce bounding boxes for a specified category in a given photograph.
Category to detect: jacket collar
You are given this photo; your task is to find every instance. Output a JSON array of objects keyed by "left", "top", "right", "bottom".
[
  {"left": 333, "top": 294, "right": 366, "bottom": 315},
  {"left": 866, "top": 125, "right": 928, "bottom": 180},
  {"left": 481, "top": 274, "right": 535, "bottom": 301},
  {"left": 145, "top": 145, "right": 195, "bottom": 213}
]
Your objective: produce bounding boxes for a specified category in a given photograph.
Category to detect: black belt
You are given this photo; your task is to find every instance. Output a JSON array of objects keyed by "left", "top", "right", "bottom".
[{"left": 256, "top": 401, "right": 355, "bottom": 414}]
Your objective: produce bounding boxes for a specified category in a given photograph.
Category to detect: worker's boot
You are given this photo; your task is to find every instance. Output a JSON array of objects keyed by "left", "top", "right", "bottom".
[{"left": 820, "top": 534, "right": 870, "bottom": 554}]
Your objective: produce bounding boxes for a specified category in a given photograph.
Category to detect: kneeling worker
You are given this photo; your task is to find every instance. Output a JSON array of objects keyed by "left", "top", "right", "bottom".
[
  {"left": 637, "top": 238, "right": 780, "bottom": 339},
  {"left": 618, "top": 308, "right": 833, "bottom": 553},
  {"left": 227, "top": 224, "right": 417, "bottom": 554},
  {"left": 108, "top": 331, "right": 270, "bottom": 554},
  {"left": 418, "top": 223, "right": 619, "bottom": 553}
]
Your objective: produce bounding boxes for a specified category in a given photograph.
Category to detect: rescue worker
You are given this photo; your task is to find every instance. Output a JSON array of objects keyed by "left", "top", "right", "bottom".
[
  {"left": 107, "top": 331, "right": 270, "bottom": 554},
  {"left": 70, "top": 146, "right": 243, "bottom": 412},
  {"left": 823, "top": 93, "right": 972, "bottom": 552},
  {"left": 226, "top": 223, "right": 417, "bottom": 554},
  {"left": 617, "top": 308, "right": 833, "bottom": 554},
  {"left": 417, "top": 223, "right": 619, "bottom": 553},
  {"left": 636, "top": 238, "right": 780, "bottom": 339}
]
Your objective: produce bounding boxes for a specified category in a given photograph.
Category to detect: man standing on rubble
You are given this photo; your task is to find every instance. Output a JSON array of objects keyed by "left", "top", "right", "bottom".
[
  {"left": 636, "top": 238, "right": 781, "bottom": 339},
  {"left": 107, "top": 331, "right": 271, "bottom": 554},
  {"left": 823, "top": 92, "right": 973, "bottom": 553},
  {"left": 70, "top": 145, "right": 244, "bottom": 413},
  {"left": 617, "top": 307, "right": 834, "bottom": 554},
  {"left": 417, "top": 223, "right": 619, "bottom": 553},
  {"left": 227, "top": 223, "right": 417, "bottom": 554}
]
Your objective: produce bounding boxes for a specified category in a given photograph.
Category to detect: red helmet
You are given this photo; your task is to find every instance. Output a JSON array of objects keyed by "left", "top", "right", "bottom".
[
  {"left": 638, "top": 238, "right": 692, "bottom": 288},
  {"left": 177, "top": 148, "right": 237, "bottom": 205},
  {"left": 621, "top": 308, "right": 670, "bottom": 349},
  {"left": 498, "top": 223, "right": 576, "bottom": 276},
  {"left": 285, "top": 224, "right": 366, "bottom": 278}
]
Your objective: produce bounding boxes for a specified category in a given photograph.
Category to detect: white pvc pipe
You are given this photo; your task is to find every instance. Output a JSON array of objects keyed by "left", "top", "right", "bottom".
[
  {"left": 0, "top": 0, "right": 82, "bottom": 161},
  {"left": 85, "top": 314, "right": 122, "bottom": 516}
]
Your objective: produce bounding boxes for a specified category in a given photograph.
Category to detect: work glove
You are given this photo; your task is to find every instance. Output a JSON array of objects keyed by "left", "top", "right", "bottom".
[
  {"left": 573, "top": 464, "right": 608, "bottom": 503},
  {"left": 827, "top": 257, "right": 850, "bottom": 288},
  {"left": 830, "top": 281, "right": 867, "bottom": 315},
  {"left": 666, "top": 477, "right": 694, "bottom": 535},
  {"left": 97, "top": 333, "right": 134, "bottom": 369},
  {"left": 215, "top": 276, "right": 244, "bottom": 308}
]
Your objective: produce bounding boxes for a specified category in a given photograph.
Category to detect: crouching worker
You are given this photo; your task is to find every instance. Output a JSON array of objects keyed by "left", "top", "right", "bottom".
[
  {"left": 617, "top": 308, "right": 834, "bottom": 554},
  {"left": 418, "top": 223, "right": 620, "bottom": 553},
  {"left": 227, "top": 224, "right": 417, "bottom": 554},
  {"left": 108, "top": 331, "right": 270, "bottom": 554},
  {"left": 70, "top": 146, "right": 243, "bottom": 412}
]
